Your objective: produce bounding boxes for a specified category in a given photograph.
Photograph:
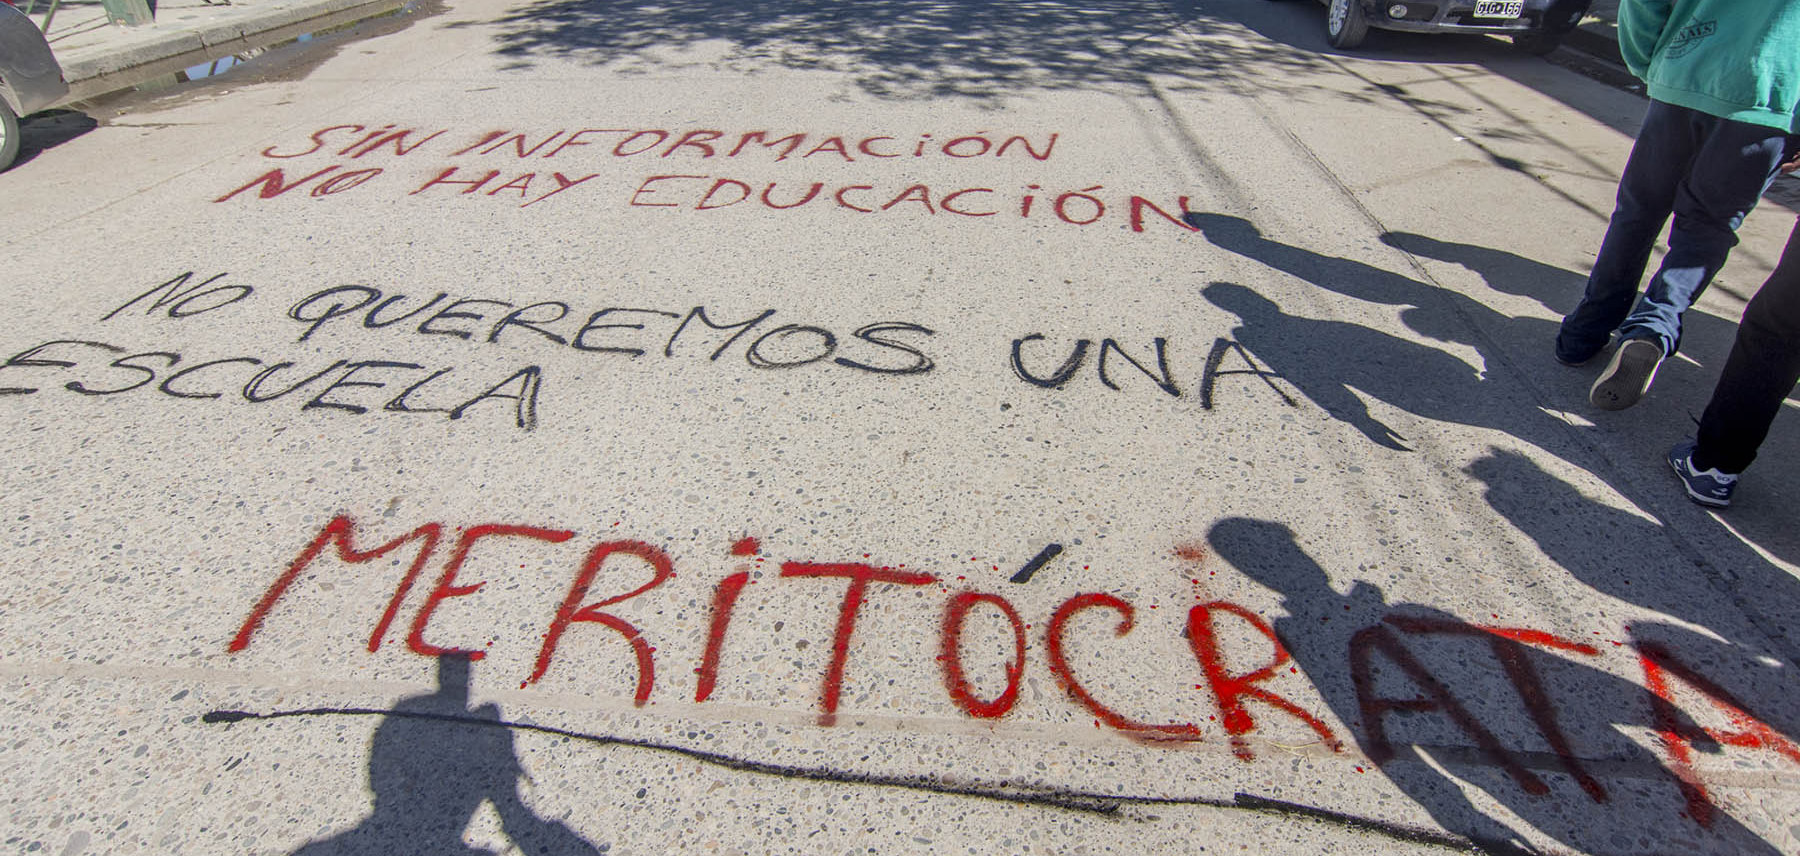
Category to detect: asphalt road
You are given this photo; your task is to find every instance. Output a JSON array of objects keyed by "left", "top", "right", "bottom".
[{"left": 2, "top": 1, "right": 1798, "bottom": 854}]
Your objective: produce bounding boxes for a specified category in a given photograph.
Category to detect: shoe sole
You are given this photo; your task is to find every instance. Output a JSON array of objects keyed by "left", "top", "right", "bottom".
[
  {"left": 1590, "top": 339, "right": 1662, "bottom": 411},
  {"left": 1682, "top": 486, "right": 1731, "bottom": 508}
]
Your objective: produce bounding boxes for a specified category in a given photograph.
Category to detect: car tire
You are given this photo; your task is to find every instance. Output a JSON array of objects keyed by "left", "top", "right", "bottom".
[
  {"left": 0, "top": 102, "right": 20, "bottom": 173},
  {"left": 1512, "top": 32, "right": 1562, "bottom": 55},
  {"left": 1326, "top": 0, "right": 1369, "bottom": 49}
]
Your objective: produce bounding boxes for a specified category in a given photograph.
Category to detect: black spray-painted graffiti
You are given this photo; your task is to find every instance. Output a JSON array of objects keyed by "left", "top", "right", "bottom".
[{"left": 0, "top": 272, "right": 1297, "bottom": 431}]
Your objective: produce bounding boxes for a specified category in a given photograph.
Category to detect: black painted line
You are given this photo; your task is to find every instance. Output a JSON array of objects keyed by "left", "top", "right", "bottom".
[
  {"left": 203, "top": 706, "right": 1490, "bottom": 851},
  {"left": 1009, "top": 543, "right": 1064, "bottom": 584}
]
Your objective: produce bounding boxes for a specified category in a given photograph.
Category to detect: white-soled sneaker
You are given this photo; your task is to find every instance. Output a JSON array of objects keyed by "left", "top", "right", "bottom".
[{"left": 1668, "top": 439, "right": 1736, "bottom": 508}]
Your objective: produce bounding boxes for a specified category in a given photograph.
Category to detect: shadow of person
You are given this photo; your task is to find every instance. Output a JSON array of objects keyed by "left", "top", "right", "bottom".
[
  {"left": 1190, "top": 213, "right": 1756, "bottom": 446},
  {"left": 1203, "top": 280, "right": 1573, "bottom": 454},
  {"left": 1207, "top": 517, "right": 1780, "bottom": 855},
  {"left": 292, "top": 654, "right": 601, "bottom": 856},
  {"left": 1377, "top": 231, "right": 1585, "bottom": 316},
  {"left": 1467, "top": 446, "right": 1800, "bottom": 708},
  {"left": 1380, "top": 228, "right": 1751, "bottom": 381},
  {"left": 1466, "top": 449, "right": 1797, "bottom": 657},
  {"left": 1192, "top": 214, "right": 1799, "bottom": 587},
  {"left": 1188, "top": 212, "right": 1572, "bottom": 357}
]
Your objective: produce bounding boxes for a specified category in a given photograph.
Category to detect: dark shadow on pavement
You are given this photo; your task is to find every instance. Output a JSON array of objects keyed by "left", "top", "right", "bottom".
[
  {"left": 1377, "top": 228, "right": 1797, "bottom": 569},
  {"left": 1203, "top": 277, "right": 1502, "bottom": 451},
  {"left": 1188, "top": 212, "right": 1749, "bottom": 462},
  {"left": 1468, "top": 447, "right": 1800, "bottom": 680},
  {"left": 1187, "top": 211, "right": 1589, "bottom": 456},
  {"left": 1378, "top": 230, "right": 1585, "bottom": 317},
  {"left": 1379, "top": 227, "right": 1752, "bottom": 370},
  {"left": 1209, "top": 516, "right": 1784, "bottom": 856},
  {"left": 5, "top": 110, "right": 97, "bottom": 172},
  {"left": 1191, "top": 210, "right": 1798, "bottom": 608},
  {"left": 1192, "top": 212, "right": 1748, "bottom": 373},
  {"left": 472, "top": 0, "right": 1330, "bottom": 100},
  {"left": 290, "top": 654, "right": 602, "bottom": 856}
]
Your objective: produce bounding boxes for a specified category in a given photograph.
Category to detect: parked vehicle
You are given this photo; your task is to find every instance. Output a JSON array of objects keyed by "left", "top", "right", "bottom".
[
  {"left": 1288, "top": 0, "right": 1592, "bottom": 53},
  {"left": 0, "top": 1, "right": 67, "bottom": 172}
]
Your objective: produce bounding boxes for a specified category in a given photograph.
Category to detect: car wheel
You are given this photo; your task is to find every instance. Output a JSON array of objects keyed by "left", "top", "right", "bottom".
[
  {"left": 1326, "top": 0, "right": 1369, "bottom": 48},
  {"left": 0, "top": 102, "right": 20, "bottom": 173},
  {"left": 1512, "top": 32, "right": 1562, "bottom": 55}
]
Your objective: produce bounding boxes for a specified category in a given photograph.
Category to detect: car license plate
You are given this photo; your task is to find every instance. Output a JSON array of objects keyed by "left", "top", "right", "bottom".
[{"left": 1473, "top": 0, "right": 1525, "bottom": 18}]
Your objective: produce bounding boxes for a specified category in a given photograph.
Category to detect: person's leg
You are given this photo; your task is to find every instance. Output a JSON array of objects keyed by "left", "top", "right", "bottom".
[
  {"left": 1693, "top": 218, "right": 1800, "bottom": 475},
  {"left": 1614, "top": 119, "right": 1791, "bottom": 356},
  {"left": 1557, "top": 100, "right": 1695, "bottom": 363}
]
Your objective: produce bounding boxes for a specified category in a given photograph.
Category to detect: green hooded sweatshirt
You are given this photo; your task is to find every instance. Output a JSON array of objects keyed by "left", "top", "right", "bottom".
[{"left": 1619, "top": 0, "right": 1800, "bottom": 133}]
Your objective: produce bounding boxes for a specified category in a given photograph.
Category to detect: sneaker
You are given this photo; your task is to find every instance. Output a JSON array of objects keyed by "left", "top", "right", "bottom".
[
  {"left": 1554, "top": 337, "right": 1603, "bottom": 367},
  {"left": 1590, "top": 338, "right": 1663, "bottom": 410},
  {"left": 1555, "top": 349, "right": 1597, "bottom": 367},
  {"left": 1668, "top": 439, "right": 1736, "bottom": 508}
]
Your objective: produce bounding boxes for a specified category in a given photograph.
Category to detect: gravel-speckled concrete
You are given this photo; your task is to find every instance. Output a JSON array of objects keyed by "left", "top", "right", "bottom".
[{"left": 3, "top": 1, "right": 1798, "bottom": 854}]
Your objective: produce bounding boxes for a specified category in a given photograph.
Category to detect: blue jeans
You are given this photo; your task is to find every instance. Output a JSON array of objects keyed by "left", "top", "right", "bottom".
[
  {"left": 1556, "top": 100, "right": 1792, "bottom": 362},
  {"left": 1695, "top": 217, "right": 1800, "bottom": 475}
]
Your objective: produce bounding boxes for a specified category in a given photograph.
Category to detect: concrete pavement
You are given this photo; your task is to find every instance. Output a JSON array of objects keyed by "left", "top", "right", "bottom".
[
  {"left": 2, "top": 0, "right": 1797, "bottom": 854},
  {"left": 16, "top": 0, "right": 1631, "bottom": 104}
]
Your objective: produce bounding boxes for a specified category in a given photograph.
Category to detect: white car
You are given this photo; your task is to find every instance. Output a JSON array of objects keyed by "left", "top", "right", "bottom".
[{"left": 0, "top": 2, "right": 67, "bottom": 171}]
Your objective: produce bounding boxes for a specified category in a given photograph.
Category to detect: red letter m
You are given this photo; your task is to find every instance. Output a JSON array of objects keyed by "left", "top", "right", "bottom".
[{"left": 228, "top": 515, "right": 442, "bottom": 654}]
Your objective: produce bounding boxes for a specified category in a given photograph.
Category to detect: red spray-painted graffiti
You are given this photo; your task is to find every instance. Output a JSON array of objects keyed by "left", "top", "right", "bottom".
[
  {"left": 213, "top": 124, "right": 1064, "bottom": 210},
  {"left": 228, "top": 515, "right": 1340, "bottom": 739},
  {"left": 623, "top": 174, "right": 1201, "bottom": 233},
  {"left": 252, "top": 125, "right": 1062, "bottom": 164},
  {"left": 225, "top": 515, "right": 1800, "bottom": 830},
  {"left": 1637, "top": 638, "right": 1800, "bottom": 826},
  {"left": 208, "top": 123, "right": 1207, "bottom": 234}
]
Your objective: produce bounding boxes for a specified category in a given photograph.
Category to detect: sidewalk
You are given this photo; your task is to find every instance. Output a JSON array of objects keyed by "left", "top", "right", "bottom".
[{"left": 15, "top": 0, "right": 405, "bottom": 101}]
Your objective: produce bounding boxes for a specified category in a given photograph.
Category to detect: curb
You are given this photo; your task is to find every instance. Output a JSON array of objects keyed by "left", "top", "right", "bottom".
[
  {"left": 55, "top": 0, "right": 405, "bottom": 103},
  {"left": 1563, "top": 23, "right": 1624, "bottom": 68}
]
